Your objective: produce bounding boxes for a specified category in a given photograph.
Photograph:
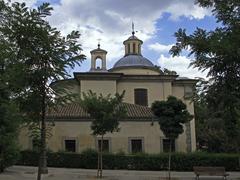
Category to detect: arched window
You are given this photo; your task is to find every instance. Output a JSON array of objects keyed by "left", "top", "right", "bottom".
[
  {"left": 133, "top": 43, "right": 136, "bottom": 54},
  {"left": 95, "top": 58, "right": 102, "bottom": 69},
  {"left": 134, "top": 88, "right": 148, "bottom": 106}
]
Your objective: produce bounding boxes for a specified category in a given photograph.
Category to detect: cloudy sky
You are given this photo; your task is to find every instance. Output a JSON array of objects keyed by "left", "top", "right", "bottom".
[{"left": 17, "top": 0, "right": 218, "bottom": 78}]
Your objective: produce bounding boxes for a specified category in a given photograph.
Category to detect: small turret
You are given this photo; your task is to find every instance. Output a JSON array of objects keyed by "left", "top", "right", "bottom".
[
  {"left": 123, "top": 23, "right": 143, "bottom": 56},
  {"left": 90, "top": 43, "right": 108, "bottom": 72}
]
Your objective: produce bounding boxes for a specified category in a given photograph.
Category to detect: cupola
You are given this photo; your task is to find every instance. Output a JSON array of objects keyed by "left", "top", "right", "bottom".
[
  {"left": 111, "top": 24, "right": 155, "bottom": 70},
  {"left": 123, "top": 24, "right": 143, "bottom": 56},
  {"left": 90, "top": 43, "right": 108, "bottom": 72}
]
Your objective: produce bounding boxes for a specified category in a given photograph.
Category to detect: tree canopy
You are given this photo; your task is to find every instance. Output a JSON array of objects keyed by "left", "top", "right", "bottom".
[
  {"left": 80, "top": 90, "right": 126, "bottom": 178},
  {"left": 152, "top": 96, "right": 192, "bottom": 180},
  {"left": 152, "top": 96, "right": 193, "bottom": 140},
  {"left": 170, "top": 0, "right": 240, "bottom": 152},
  {"left": 0, "top": 0, "right": 85, "bottom": 177},
  {"left": 80, "top": 91, "right": 126, "bottom": 136}
]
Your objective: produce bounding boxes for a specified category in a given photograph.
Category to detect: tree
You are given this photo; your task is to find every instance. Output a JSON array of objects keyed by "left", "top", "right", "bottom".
[
  {"left": 0, "top": 1, "right": 22, "bottom": 172},
  {"left": 170, "top": 0, "right": 240, "bottom": 152},
  {"left": 80, "top": 91, "right": 126, "bottom": 178},
  {"left": 192, "top": 79, "right": 209, "bottom": 150},
  {"left": 193, "top": 79, "right": 236, "bottom": 152},
  {"left": 151, "top": 96, "right": 193, "bottom": 180},
  {"left": 0, "top": 1, "right": 85, "bottom": 179},
  {"left": 0, "top": 83, "right": 21, "bottom": 172}
]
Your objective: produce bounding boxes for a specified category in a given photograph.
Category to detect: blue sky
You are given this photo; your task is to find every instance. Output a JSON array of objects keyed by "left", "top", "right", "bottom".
[{"left": 18, "top": 0, "right": 218, "bottom": 78}]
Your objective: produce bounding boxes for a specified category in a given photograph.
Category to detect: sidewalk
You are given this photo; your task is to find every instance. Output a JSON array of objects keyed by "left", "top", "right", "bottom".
[{"left": 0, "top": 166, "right": 239, "bottom": 180}]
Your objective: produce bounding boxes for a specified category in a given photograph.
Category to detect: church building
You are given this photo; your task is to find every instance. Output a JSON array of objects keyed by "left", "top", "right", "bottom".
[{"left": 19, "top": 29, "right": 197, "bottom": 154}]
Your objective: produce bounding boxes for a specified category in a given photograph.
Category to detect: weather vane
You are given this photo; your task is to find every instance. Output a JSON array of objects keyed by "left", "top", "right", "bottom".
[
  {"left": 97, "top": 38, "right": 101, "bottom": 48},
  {"left": 132, "top": 22, "right": 135, "bottom": 35}
]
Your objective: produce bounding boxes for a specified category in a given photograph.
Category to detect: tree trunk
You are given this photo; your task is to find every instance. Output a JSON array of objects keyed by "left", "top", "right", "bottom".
[
  {"left": 0, "top": 158, "right": 3, "bottom": 173},
  {"left": 37, "top": 85, "right": 48, "bottom": 180},
  {"left": 0, "top": 148, "right": 3, "bottom": 173},
  {"left": 97, "top": 146, "right": 100, "bottom": 178},
  {"left": 100, "top": 135, "right": 103, "bottom": 178},
  {"left": 168, "top": 139, "right": 172, "bottom": 180}
]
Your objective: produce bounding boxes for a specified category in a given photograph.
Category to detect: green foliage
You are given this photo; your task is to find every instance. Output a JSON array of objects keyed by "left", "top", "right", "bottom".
[
  {"left": 152, "top": 96, "right": 193, "bottom": 178},
  {"left": 0, "top": 1, "right": 85, "bottom": 121},
  {"left": 0, "top": 101, "right": 21, "bottom": 172},
  {"left": 152, "top": 66, "right": 177, "bottom": 75},
  {"left": 163, "top": 68, "right": 177, "bottom": 75},
  {"left": 170, "top": 0, "right": 240, "bottom": 152},
  {"left": 81, "top": 148, "right": 98, "bottom": 155},
  {"left": 17, "top": 150, "right": 240, "bottom": 171},
  {"left": 80, "top": 91, "right": 126, "bottom": 177},
  {"left": 0, "top": 2, "right": 22, "bottom": 170},
  {"left": 194, "top": 80, "right": 240, "bottom": 152},
  {"left": 192, "top": 79, "right": 210, "bottom": 150},
  {"left": 80, "top": 90, "right": 126, "bottom": 136},
  {"left": 0, "top": 1, "right": 85, "bottom": 176},
  {"left": 0, "top": 0, "right": 86, "bottom": 133},
  {"left": 152, "top": 96, "right": 193, "bottom": 140}
]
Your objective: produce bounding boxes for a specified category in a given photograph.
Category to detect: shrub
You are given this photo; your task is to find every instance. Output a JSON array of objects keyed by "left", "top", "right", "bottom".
[
  {"left": 0, "top": 142, "right": 19, "bottom": 172},
  {"left": 16, "top": 150, "right": 38, "bottom": 166},
  {"left": 17, "top": 150, "right": 240, "bottom": 171},
  {"left": 80, "top": 148, "right": 98, "bottom": 169}
]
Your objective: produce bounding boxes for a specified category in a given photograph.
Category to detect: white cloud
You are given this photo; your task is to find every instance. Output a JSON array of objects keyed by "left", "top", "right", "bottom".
[
  {"left": 166, "top": 3, "right": 211, "bottom": 20},
  {"left": 148, "top": 43, "right": 174, "bottom": 53},
  {"left": 45, "top": 0, "right": 210, "bottom": 68},
  {"left": 12, "top": 0, "right": 211, "bottom": 73},
  {"left": 158, "top": 54, "right": 208, "bottom": 79}
]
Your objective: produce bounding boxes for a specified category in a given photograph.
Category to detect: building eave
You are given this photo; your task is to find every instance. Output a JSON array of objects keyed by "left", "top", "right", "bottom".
[
  {"left": 173, "top": 79, "right": 198, "bottom": 85},
  {"left": 74, "top": 72, "right": 123, "bottom": 80},
  {"left": 90, "top": 48, "right": 107, "bottom": 54},
  {"left": 120, "top": 74, "right": 178, "bottom": 82},
  {"left": 46, "top": 116, "right": 158, "bottom": 122}
]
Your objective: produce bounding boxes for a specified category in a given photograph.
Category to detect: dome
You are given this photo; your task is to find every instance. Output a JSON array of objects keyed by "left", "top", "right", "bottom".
[
  {"left": 128, "top": 35, "right": 138, "bottom": 40},
  {"left": 125, "top": 35, "right": 142, "bottom": 41},
  {"left": 113, "top": 55, "right": 154, "bottom": 68}
]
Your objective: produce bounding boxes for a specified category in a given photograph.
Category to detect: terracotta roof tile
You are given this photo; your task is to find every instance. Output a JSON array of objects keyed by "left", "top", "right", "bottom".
[{"left": 46, "top": 103, "right": 156, "bottom": 121}]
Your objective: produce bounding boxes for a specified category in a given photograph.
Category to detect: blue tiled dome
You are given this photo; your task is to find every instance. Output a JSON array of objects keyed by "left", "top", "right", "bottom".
[{"left": 113, "top": 55, "right": 154, "bottom": 68}]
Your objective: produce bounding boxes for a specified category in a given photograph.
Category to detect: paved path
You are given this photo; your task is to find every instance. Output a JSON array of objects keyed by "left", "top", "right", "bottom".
[{"left": 0, "top": 166, "right": 239, "bottom": 180}]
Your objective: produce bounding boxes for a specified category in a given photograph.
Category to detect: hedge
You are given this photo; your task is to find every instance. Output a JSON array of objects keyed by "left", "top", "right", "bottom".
[{"left": 17, "top": 150, "right": 240, "bottom": 171}]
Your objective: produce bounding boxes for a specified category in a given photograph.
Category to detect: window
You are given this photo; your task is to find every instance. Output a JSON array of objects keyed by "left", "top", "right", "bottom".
[
  {"left": 65, "top": 140, "right": 76, "bottom": 152},
  {"left": 129, "top": 138, "right": 143, "bottom": 153},
  {"left": 133, "top": 43, "right": 136, "bottom": 53},
  {"left": 184, "top": 86, "right": 193, "bottom": 98},
  {"left": 95, "top": 58, "right": 102, "bottom": 69},
  {"left": 128, "top": 44, "right": 130, "bottom": 54},
  {"left": 97, "top": 139, "right": 110, "bottom": 153},
  {"left": 162, "top": 139, "right": 175, "bottom": 153},
  {"left": 134, "top": 88, "right": 148, "bottom": 106}
]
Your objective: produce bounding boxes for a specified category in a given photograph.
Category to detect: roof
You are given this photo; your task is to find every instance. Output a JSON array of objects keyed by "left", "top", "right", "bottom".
[
  {"left": 176, "top": 77, "right": 190, "bottom": 80},
  {"left": 90, "top": 48, "right": 107, "bottom": 54},
  {"left": 123, "top": 34, "right": 143, "bottom": 44},
  {"left": 112, "top": 55, "right": 154, "bottom": 69},
  {"left": 46, "top": 103, "right": 156, "bottom": 121},
  {"left": 127, "top": 35, "right": 142, "bottom": 41}
]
